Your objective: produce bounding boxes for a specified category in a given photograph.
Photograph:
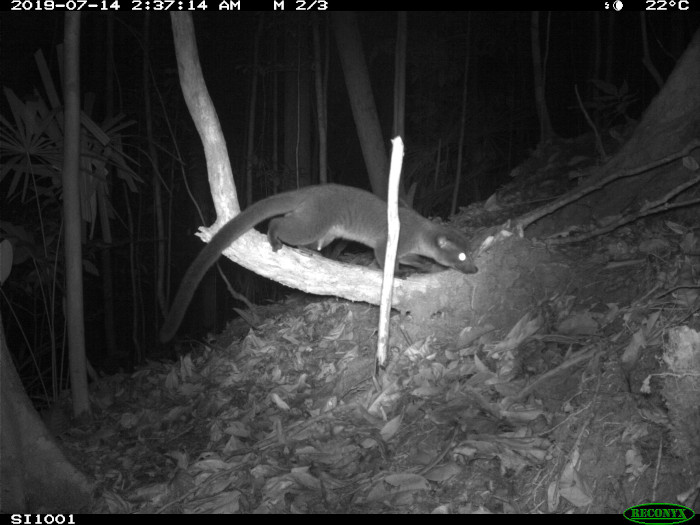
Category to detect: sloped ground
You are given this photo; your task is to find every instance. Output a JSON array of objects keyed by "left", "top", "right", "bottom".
[{"left": 50, "top": 139, "right": 700, "bottom": 514}]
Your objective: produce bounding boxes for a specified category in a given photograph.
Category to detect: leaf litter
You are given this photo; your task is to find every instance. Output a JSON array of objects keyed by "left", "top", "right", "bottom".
[{"left": 56, "top": 147, "right": 700, "bottom": 514}]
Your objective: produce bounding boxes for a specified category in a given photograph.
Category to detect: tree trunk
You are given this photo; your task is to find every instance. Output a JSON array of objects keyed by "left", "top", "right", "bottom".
[
  {"left": 531, "top": 27, "right": 700, "bottom": 235},
  {"left": 284, "top": 16, "right": 312, "bottom": 188},
  {"left": 245, "top": 14, "right": 263, "bottom": 205},
  {"left": 0, "top": 316, "right": 93, "bottom": 512},
  {"left": 62, "top": 13, "right": 90, "bottom": 418},
  {"left": 312, "top": 13, "right": 328, "bottom": 184},
  {"left": 99, "top": 15, "right": 117, "bottom": 358},
  {"left": 144, "top": 15, "right": 168, "bottom": 319},
  {"left": 170, "top": 14, "right": 239, "bottom": 222},
  {"left": 530, "top": 11, "right": 556, "bottom": 145},
  {"left": 331, "top": 12, "right": 389, "bottom": 199},
  {"left": 451, "top": 13, "right": 471, "bottom": 217}
]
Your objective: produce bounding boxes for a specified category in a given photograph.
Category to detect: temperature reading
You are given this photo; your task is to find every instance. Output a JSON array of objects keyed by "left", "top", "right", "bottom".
[{"left": 646, "top": 0, "right": 690, "bottom": 9}]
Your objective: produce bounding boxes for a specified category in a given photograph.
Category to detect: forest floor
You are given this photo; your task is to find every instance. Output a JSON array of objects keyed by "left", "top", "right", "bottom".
[{"left": 52, "top": 136, "right": 700, "bottom": 514}]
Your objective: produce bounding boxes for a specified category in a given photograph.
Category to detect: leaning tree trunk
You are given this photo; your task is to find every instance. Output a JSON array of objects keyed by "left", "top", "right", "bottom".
[
  {"left": 591, "top": 27, "right": 700, "bottom": 215},
  {"left": 530, "top": 27, "right": 700, "bottom": 236},
  {"left": 466, "top": 28, "right": 700, "bottom": 336},
  {"left": 168, "top": 13, "right": 477, "bottom": 326}
]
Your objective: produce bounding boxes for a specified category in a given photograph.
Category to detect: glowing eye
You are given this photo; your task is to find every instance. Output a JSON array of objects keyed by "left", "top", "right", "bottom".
[{"left": 458, "top": 253, "right": 467, "bottom": 261}]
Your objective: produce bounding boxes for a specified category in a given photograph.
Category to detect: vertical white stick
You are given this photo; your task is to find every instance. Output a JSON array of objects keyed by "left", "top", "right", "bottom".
[{"left": 376, "top": 137, "right": 404, "bottom": 368}]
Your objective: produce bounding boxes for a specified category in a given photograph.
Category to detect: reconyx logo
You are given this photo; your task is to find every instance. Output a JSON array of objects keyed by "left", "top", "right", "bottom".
[{"left": 623, "top": 503, "right": 695, "bottom": 524}]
